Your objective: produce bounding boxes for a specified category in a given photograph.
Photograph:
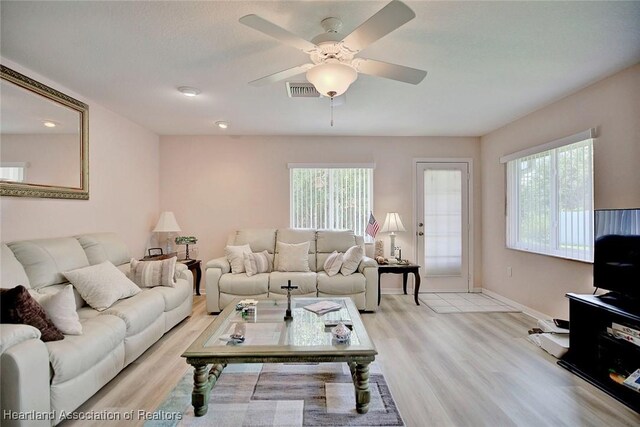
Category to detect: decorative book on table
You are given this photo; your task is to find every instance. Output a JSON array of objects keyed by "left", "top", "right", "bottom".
[
  {"left": 607, "top": 326, "right": 640, "bottom": 347},
  {"left": 623, "top": 369, "right": 640, "bottom": 392},
  {"left": 304, "top": 301, "right": 342, "bottom": 315}
]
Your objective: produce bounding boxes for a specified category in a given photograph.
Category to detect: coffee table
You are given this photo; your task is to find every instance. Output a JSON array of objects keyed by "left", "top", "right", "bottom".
[{"left": 182, "top": 297, "right": 377, "bottom": 417}]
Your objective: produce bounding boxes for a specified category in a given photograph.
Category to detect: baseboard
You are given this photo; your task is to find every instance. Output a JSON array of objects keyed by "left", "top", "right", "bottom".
[{"left": 480, "top": 288, "right": 551, "bottom": 321}]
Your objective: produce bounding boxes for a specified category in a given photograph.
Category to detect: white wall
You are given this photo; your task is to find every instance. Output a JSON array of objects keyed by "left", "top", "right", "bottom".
[
  {"left": 0, "top": 59, "right": 160, "bottom": 258},
  {"left": 160, "top": 135, "right": 481, "bottom": 293},
  {"left": 481, "top": 63, "right": 640, "bottom": 318}
]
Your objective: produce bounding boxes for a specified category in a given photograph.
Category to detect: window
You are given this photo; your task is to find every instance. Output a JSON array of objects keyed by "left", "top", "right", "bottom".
[
  {"left": 503, "top": 130, "right": 594, "bottom": 262},
  {"left": 289, "top": 165, "right": 373, "bottom": 237},
  {"left": 0, "top": 163, "right": 28, "bottom": 183}
]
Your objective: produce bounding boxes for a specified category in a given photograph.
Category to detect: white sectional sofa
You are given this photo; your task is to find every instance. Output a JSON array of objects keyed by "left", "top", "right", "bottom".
[
  {"left": 205, "top": 229, "right": 378, "bottom": 313},
  {"left": 0, "top": 233, "right": 193, "bottom": 426}
]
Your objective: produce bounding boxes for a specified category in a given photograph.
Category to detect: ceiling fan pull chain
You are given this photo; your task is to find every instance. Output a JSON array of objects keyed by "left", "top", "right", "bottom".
[{"left": 328, "top": 91, "right": 336, "bottom": 127}]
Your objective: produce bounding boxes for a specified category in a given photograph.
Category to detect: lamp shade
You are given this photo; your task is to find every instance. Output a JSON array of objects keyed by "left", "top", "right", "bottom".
[
  {"left": 380, "top": 212, "right": 406, "bottom": 233},
  {"left": 153, "top": 211, "right": 181, "bottom": 233},
  {"left": 306, "top": 60, "right": 357, "bottom": 97}
]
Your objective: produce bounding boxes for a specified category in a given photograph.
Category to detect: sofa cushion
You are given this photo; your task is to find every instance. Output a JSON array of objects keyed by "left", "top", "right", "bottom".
[
  {"left": 225, "top": 244, "right": 252, "bottom": 274},
  {"left": 8, "top": 237, "right": 90, "bottom": 289},
  {"left": 323, "top": 251, "right": 343, "bottom": 276},
  {"left": 275, "top": 241, "right": 310, "bottom": 272},
  {"left": 233, "top": 229, "right": 277, "bottom": 253},
  {"left": 243, "top": 251, "right": 273, "bottom": 277},
  {"left": 316, "top": 230, "right": 356, "bottom": 253},
  {"left": 46, "top": 314, "right": 125, "bottom": 384},
  {"left": 275, "top": 229, "right": 317, "bottom": 271},
  {"left": 1, "top": 243, "right": 30, "bottom": 289},
  {"left": 150, "top": 279, "right": 191, "bottom": 312},
  {"left": 63, "top": 261, "right": 141, "bottom": 311},
  {"left": 0, "top": 285, "right": 64, "bottom": 342},
  {"left": 35, "top": 283, "right": 86, "bottom": 310},
  {"left": 102, "top": 290, "right": 164, "bottom": 337},
  {"left": 269, "top": 271, "right": 318, "bottom": 295},
  {"left": 317, "top": 272, "right": 366, "bottom": 295},
  {"left": 340, "top": 245, "right": 364, "bottom": 275},
  {"left": 76, "top": 233, "right": 130, "bottom": 266},
  {"left": 130, "top": 257, "right": 177, "bottom": 288},
  {"left": 29, "top": 285, "right": 82, "bottom": 335},
  {"left": 219, "top": 273, "right": 269, "bottom": 295}
]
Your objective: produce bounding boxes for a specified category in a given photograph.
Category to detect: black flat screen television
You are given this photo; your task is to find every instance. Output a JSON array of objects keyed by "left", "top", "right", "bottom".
[{"left": 593, "top": 208, "right": 640, "bottom": 300}]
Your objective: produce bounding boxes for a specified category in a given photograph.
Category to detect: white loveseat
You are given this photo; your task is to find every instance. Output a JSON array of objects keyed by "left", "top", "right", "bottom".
[
  {"left": 0, "top": 233, "right": 193, "bottom": 427},
  {"left": 205, "top": 229, "right": 378, "bottom": 313}
]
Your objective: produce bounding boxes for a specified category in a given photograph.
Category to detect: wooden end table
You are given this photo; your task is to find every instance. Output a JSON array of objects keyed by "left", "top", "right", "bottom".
[
  {"left": 179, "top": 259, "right": 202, "bottom": 295},
  {"left": 377, "top": 264, "right": 421, "bottom": 306}
]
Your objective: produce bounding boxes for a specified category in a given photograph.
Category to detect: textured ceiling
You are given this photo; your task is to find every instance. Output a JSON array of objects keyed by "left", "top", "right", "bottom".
[{"left": 1, "top": 1, "right": 639, "bottom": 136}]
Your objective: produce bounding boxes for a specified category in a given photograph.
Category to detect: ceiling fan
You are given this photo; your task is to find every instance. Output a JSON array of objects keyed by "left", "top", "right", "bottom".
[{"left": 240, "top": 0, "right": 427, "bottom": 99}]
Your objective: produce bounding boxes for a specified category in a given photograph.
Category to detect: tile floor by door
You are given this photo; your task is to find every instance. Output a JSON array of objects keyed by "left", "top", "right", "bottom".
[{"left": 420, "top": 292, "right": 519, "bottom": 313}]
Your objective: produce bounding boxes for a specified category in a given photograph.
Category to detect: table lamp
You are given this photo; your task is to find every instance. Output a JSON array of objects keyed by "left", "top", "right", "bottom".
[
  {"left": 153, "top": 211, "right": 181, "bottom": 255},
  {"left": 381, "top": 212, "right": 406, "bottom": 259}
]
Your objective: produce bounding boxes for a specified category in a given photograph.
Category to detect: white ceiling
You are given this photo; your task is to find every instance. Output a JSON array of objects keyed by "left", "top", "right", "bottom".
[{"left": 1, "top": 1, "right": 639, "bottom": 137}]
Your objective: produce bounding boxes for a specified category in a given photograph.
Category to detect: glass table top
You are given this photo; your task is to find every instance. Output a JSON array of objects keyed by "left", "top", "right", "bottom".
[{"left": 183, "top": 297, "right": 376, "bottom": 359}]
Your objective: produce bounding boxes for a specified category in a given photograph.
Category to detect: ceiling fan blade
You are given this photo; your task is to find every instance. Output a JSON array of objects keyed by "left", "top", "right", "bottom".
[
  {"left": 239, "top": 14, "right": 317, "bottom": 53},
  {"left": 340, "top": 0, "right": 415, "bottom": 53},
  {"left": 249, "top": 64, "right": 314, "bottom": 86},
  {"left": 355, "top": 58, "right": 427, "bottom": 84}
]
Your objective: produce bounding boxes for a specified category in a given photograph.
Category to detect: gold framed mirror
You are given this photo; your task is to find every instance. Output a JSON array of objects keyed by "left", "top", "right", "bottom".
[{"left": 0, "top": 65, "right": 89, "bottom": 199}]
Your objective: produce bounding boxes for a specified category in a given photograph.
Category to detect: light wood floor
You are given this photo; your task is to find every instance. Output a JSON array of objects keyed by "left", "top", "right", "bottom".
[{"left": 66, "top": 295, "right": 640, "bottom": 426}]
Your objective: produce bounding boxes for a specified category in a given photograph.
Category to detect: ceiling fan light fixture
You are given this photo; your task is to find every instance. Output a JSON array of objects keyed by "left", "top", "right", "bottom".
[{"left": 306, "top": 61, "right": 357, "bottom": 97}]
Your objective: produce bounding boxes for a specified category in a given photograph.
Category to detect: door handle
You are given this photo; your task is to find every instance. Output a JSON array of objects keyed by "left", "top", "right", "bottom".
[
  {"left": 418, "top": 222, "right": 424, "bottom": 227},
  {"left": 418, "top": 231, "right": 424, "bottom": 236}
]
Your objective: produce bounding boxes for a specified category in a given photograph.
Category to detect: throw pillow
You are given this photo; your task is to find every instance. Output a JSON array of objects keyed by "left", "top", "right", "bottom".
[
  {"left": 225, "top": 244, "right": 252, "bottom": 274},
  {"left": 29, "top": 285, "right": 82, "bottom": 335},
  {"left": 276, "top": 241, "right": 310, "bottom": 272},
  {"left": 0, "top": 285, "right": 64, "bottom": 342},
  {"left": 63, "top": 261, "right": 141, "bottom": 311},
  {"left": 340, "top": 245, "right": 364, "bottom": 275},
  {"left": 324, "top": 251, "right": 343, "bottom": 277},
  {"left": 130, "top": 257, "right": 177, "bottom": 288},
  {"left": 243, "top": 251, "right": 272, "bottom": 277}
]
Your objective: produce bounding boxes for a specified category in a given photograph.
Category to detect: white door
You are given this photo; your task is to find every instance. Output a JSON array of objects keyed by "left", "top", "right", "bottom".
[{"left": 416, "top": 162, "right": 471, "bottom": 292}]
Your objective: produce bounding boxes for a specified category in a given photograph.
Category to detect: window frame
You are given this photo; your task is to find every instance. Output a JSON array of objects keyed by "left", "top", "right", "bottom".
[
  {"left": 502, "top": 130, "right": 595, "bottom": 262},
  {"left": 288, "top": 163, "right": 375, "bottom": 237}
]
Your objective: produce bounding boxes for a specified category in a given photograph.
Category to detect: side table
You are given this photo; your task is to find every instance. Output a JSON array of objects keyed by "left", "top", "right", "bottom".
[
  {"left": 377, "top": 264, "right": 421, "bottom": 306},
  {"left": 179, "top": 259, "right": 202, "bottom": 296}
]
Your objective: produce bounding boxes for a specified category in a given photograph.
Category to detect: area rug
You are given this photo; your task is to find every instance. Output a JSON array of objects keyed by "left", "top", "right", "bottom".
[
  {"left": 419, "top": 292, "right": 520, "bottom": 314},
  {"left": 145, "top": 362, "right": 404, "bottom": 427}
]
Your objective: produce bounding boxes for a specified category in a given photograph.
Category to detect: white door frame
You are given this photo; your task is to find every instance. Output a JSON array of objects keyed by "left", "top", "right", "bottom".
[{"left": 412, "top": 158, "right": 475, "bottom": 293}]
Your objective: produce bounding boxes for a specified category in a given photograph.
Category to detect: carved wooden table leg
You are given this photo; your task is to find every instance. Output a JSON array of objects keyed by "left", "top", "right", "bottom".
[
  {"left": 191, "top": 363, "right": 226, "bottom": 417},
  {"left": 353, "top": 362, "right": 371, "bottom": 414}
]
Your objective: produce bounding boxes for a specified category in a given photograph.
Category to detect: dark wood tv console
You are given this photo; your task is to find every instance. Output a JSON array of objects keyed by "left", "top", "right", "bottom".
[{"left": 558, "top": 293, "right": 640, "bottom": 412}]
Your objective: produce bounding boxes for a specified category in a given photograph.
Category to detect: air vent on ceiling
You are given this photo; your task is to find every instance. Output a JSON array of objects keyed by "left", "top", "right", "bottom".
[{"left": 286, "top": 82, "right": 321, "bottom": 98}]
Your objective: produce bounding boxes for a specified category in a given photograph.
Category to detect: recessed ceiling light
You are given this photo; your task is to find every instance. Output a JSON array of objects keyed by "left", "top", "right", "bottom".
[
  {"left": 215, "top": 121, "right": 229, "bottom": 129},
  {"left": 43, "top": 121, "right": 57, "bottom": 128},
  {"left": 178, "top": 86, "right": 201, "bottom": 97}
]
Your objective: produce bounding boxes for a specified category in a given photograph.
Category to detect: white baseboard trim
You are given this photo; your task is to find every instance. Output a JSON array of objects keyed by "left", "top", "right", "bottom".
[{"left": 481, "top": 288, "right": 551, "bottom": 321}]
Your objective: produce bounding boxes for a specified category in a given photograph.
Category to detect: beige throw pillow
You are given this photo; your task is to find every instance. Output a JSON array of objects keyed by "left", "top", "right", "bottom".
[
  {"left": 130, "top": 257, "right": 177, "bottom": 288},
  {"left": 276, "top": 241, "right": 310, "bottom": 272},
  {"left": 340, "top": 245, "right": 364, "bottom": 275},
  {"left": 243, "top": 251, "right": 272, "bottom": 277},
  {"left": 324, "top": 251, "right": 343, "bottom": 277},
  {"left": 29, "top": 285, "right": 82, "bottom": 335},
  {"left": 225, "top": 244, "right": 252, "bottom": 274},
  {"left": 63, "top": 261, "right": 141, "bottom": 311}
]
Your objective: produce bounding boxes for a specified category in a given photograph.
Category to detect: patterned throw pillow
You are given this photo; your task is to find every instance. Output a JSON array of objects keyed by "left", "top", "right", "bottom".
[
  {"left": 63, "top": 261, "right": 141, "bottom": 311},
  {"left": 243, "top": 251, "right": 272, "bottom": 277},
  {"left": 340, "top": 245, "right": 364, "bottom": 275},
  {"left": 130, "top": 257, "right": 177, "bottom": 288},
  {"left": 0, "top": 285, "right": 64, "bottom": 342},
  {"left": 225, "top": 244, "right": 252, "bottom": 274},
  {"left": 276, "top": 241, "right": 310, "bottom": 272},
  {"left": 324, "top": 251, "right": 343, "bottom": 277}
]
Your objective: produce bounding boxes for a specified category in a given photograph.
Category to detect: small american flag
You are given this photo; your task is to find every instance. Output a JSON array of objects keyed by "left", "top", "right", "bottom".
[{"left": 365, "top": 212, "right": 380, "bottom": 238}]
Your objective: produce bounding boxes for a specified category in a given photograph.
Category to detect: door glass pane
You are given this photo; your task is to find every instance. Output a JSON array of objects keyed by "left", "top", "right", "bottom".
[{"left": 424, "top": 169, "right": 462, "bottom": 276}]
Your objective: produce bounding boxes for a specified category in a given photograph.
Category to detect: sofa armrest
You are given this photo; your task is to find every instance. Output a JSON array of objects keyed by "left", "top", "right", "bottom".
[
  {"left": 175, "top": 263, "right": 193, "bottom": 283},
  {"left": 357, "top": 256, "right": 378, "bottom": 273},
  {"left": 1, "top": 326, "right": 51, "bottom": 426},
  {"left": 358, "top": 256, "right": 379, "bottom": 312},
  {"left": 206, "top": 257, "right": 230, "bottom": 274}
]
